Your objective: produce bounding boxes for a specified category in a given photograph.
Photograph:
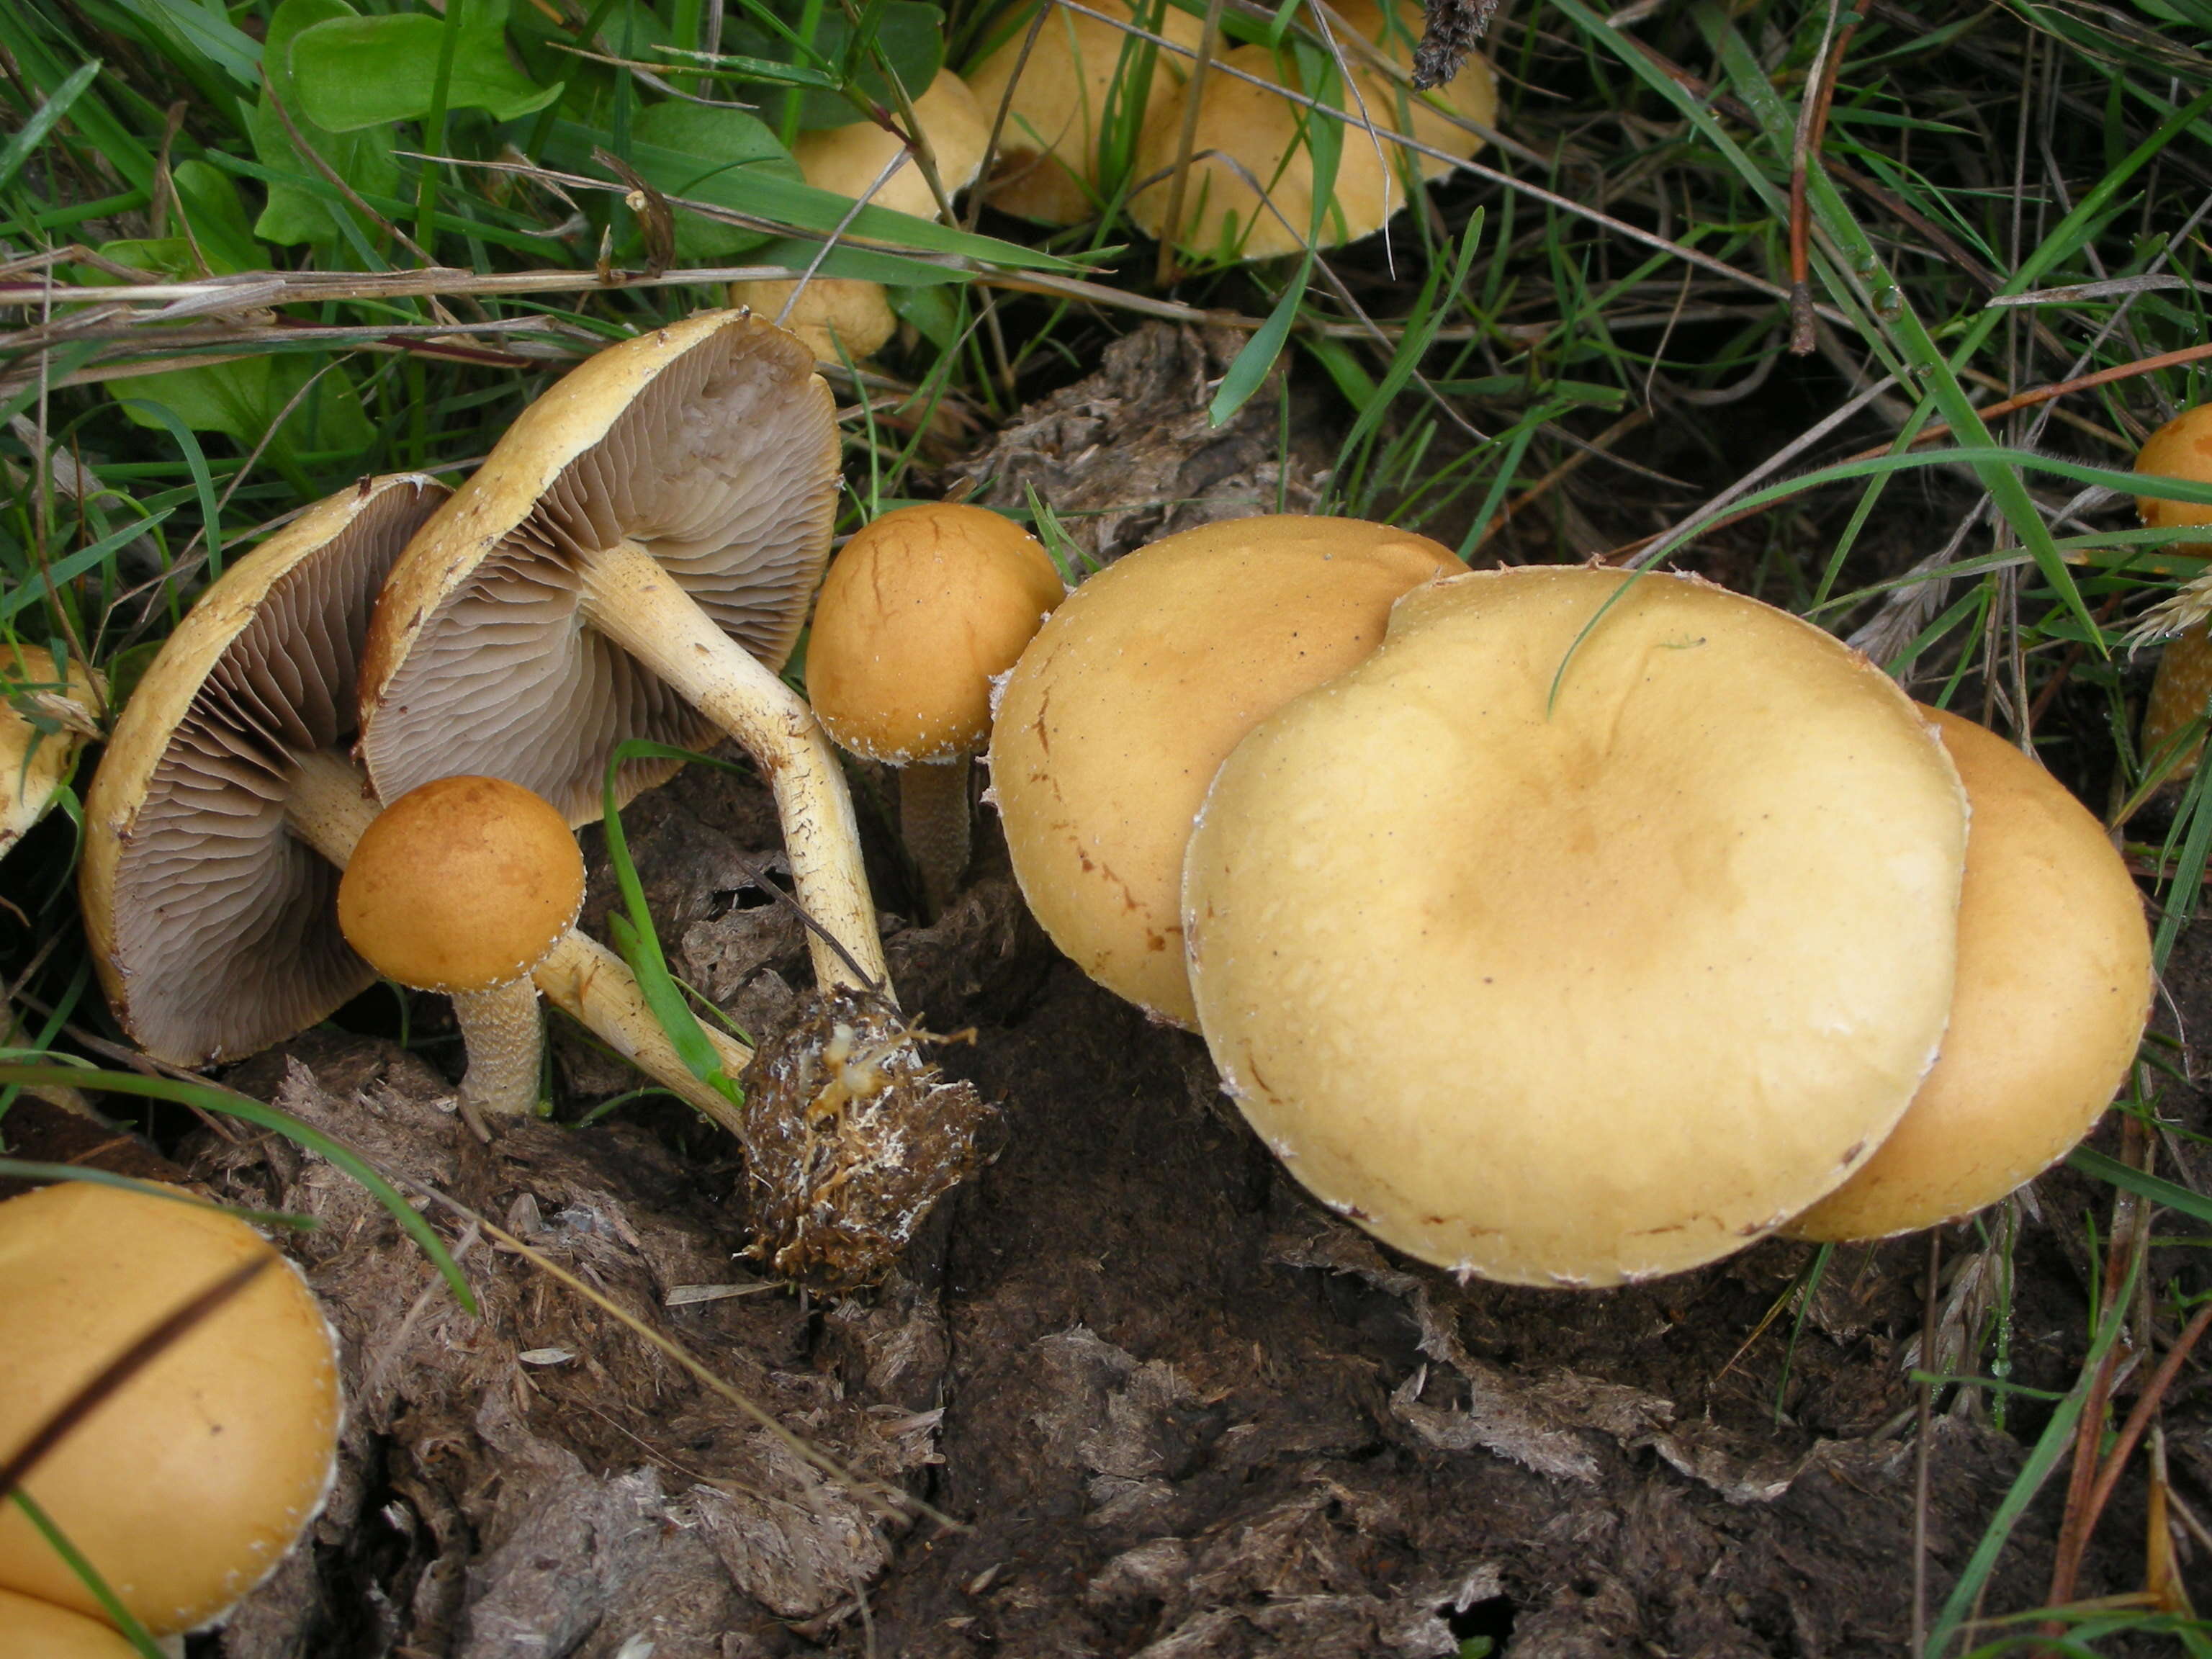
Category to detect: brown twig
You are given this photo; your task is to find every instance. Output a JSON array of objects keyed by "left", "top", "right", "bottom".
[{"left": 1789, "top": 6, "right": 1858, "bottom": 355}]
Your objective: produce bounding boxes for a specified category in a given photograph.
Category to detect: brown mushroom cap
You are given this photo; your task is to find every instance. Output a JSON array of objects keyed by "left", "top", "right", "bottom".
[
  {"left": 808, "top": 503, "right": 1065, "bottom": 763},
  {"left": 358, "top": 311, "right": 837, "bottom": 827},
  {"left": 966, "top": 0, "right": 1208, "bottom": 225},
  {"left": 987, "top": 514, "right": 1460, "bottom": 1025},
  {"left": 337, "top": 775, "right": 585, "bottom": 994},
  {"left": 80, "top": 475, "right": 447, "bottom": 1066},
  {"left": 1788, "top": 708, "right": 2152, "bottom": 1241},
  {"left": 1182, "top": 565, "right": 1969, "bottom": 1287},
  {"left": 2134, "top": 403, "right": 2212, "bottom": 547},
  {"left": 0, "top": 1181, "right": 340, "bottom": 1632},
  {"left": 0, "top": 1587, "right": 145, "bottom": 1658},
  {"left": 2142, "top": 620, "right": 2212, "bottom": 784},
  {"left": 1, "top": 643, "right": 102, "bottom": 858}
]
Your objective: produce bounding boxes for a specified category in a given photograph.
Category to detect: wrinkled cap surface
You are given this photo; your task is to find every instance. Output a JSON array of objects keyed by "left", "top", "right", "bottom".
[
  {"left": 1789, "top": 708, "right": 2152, "bottom": 1241},
  {"left": 338, "top": 775, "right": 585, "bottom": 993},
  {"left": 81, "top": 475, "right": 446, "bottom": 1066},
  {"left": 0, "top": 1181, "right": 340, "bottom": 1634},
  {"left": 359, "top": 311, "right": 840, "bottom": 824},
  {"left": 1183, "top": 565, "right": 1969, "bottom": 1287},
  {"left": 989, "top": 513, "right": 1459, "bottom": 1025},
  {"left": 809, "top": 503, "right": 1065, "bottom": 763}
]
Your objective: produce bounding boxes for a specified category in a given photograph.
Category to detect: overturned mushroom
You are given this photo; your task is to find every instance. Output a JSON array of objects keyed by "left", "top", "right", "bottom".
[
  {"left": 79, "top": 474, "right": 752, "bottom": 1127},
  {"left": 357, "top": 312, "right": 884, "bottom": 994},
  {"left": 1, "top": 643, "right": 102, "bottom": 860}
]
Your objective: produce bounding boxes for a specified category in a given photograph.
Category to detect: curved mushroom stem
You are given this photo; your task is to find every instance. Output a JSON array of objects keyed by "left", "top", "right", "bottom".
[
  {"left": 451, "top": 979, "right": 545, "bottom": 1120},
  {"left": 899, "top": 757, "right": 971, "bottom": 920},
  {"left": 284, "top": 747, "right": 751, "bottom": 1135},
  {"left": 574, "top": 539, "right": 890, "bottom": 998}
]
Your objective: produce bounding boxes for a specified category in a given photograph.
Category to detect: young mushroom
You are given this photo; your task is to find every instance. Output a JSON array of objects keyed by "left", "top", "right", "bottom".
[
  {"left": 729, "top": 70, "right": 992, "bottom": 364},
  {"left": 1786, "top": 707, "right": 2152, "bottom": 1241},
  {"left": 988, "top": 513, "right": 1459, "bottom": 1025},
  {"left": 806, "top": 502, "right": 1064, "bottom": 915},
  {"left": 357, "top": 311, "right": 885, "bottom": 995},
  {"left": 1181, "top": 565, "right": 1970, "bottom": 1286},
  {"left": 337, "top": 775, "right": 586, "bottom": 1123},
  {"left": 79, "top": 475, "right": 752, "bottom": 1130},
  {"left": 0, "top": 643, "right": 102, "bottom": 860},
  {"left": 0, "top": 1180, "right": 340, "bottom": 1635}
]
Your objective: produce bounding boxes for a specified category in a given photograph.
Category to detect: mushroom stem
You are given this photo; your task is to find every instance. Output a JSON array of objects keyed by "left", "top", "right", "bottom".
[
  {"left": 282, "top": 747, "right": 752, "bottom": 1131},
  {"left": 573, "top": 538, "right": 889, "bottom": 996},
  {"left": 450, "top": 979, "right": 545, "bottom": 1118},
  {"left": 899, "top": 757, "right": 971, "bottom": 918}
]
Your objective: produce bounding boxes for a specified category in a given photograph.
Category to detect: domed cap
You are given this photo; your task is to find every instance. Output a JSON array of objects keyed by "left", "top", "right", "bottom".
[
  {"left": 966, "top": 0, "right": 1207, "bottom": 225},
  {"left": 1182, "top": 565, "right": 1970, "bottom": 1286},
  {"left": 80, "top": 475, "right": 447, "bottom": 1065},
  {"left": 0, "top": 1181, "right": 340, "bottom": 1633},
  {"left": 808, "top": 503, "right": 1064, "bottom": 763},
  {"left": 359, "top": 311, "right": 840, "bottom": 825},
  {"left": 2135, "top": 403, "right": 2212, "bottom": 547},
  {"left": 337, "top": 775, "right": 585, "bottom": 994},
  {"left": 1334, "top": 0, "right": 1498, "bottom": 181},
  {"left": 988, "top": 513, "right": 1459, "bottom": 1025},
  {"left": 0, "top": 1587, "right": 146, "bottom": 1657},
  {"left": 0, "top": 643, "right": 103, "bottom": 859},
  {"left": 1789, "top": 707, "right": 2152, "bottom": 1241}
]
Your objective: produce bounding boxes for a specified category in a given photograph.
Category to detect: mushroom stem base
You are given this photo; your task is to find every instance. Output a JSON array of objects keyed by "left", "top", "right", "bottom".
[
  {"left": 900, "top": 758, "right": 971, "bottom": 919},
  {"left": 282, "top": 749, "right": 752, "bottom": 1130},
  {"left": 574, "top": 537, "right": 889, "bottom": 998},
  {"left": 451, "top": 980, "right": 544, "bottom": 1118}
]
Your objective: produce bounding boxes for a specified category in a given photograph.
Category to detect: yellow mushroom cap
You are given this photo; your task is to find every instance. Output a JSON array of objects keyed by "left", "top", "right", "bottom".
[
  {"left": 0, "top": 644, "right": 102, "bottom": 859},
  {"left": 2143, "top": 621, "right": 2212, "bottom": 785},
  {"left": 988, "top": 514, "right": 1460, "bottom": 1026},
  {"left": 2134, "top": 403, "right": 2212, "bottom": 547},
  {"left": 1128, "top": 44, "right": 1398, "bottom": 260},
  {"left": 0, "top": 1588, "right": 146, "bottom": 1658},
  {"left": 1789, "top": 707, "right": 2152, "bottom": 1242},
  {"left": 966, "top": 0, "right": 1207, "bottom": 225},
  {"left": 1328, "top": 0, "right": 1498, "bottom": 181},
  {"left": 807, "top": 503, "right": 1065, "bottom": 765},
  {"left": 1182, "top": 565, "right": 1969, "bottom": 1287},
  {"left": 0, "top": 1182, "right": 341, "bottom": 1633},
  {"left": 337, "top": 775, "right": 585, "bottom": 994},
  {"left": 728, "top": 277, "right": 899, "bottom": 364}
]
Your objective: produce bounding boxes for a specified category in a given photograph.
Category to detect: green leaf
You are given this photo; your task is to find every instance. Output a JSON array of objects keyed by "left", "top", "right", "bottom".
[
  {"left": 248, "top": 0, "right": 402, "bottom": 249},
  {"left": 1210, "top": 255, "right": 1311, "bottom": 427},
  {"left": 624, "top": 102, "right": 798, "bottom": 259},
  {"left": 291, "top": 1, "right": 561, "bottom": 131},
  {"left": 887, "top": 281, "right": 958, "bottom": 345},
  {"left": 724, "top": 1, "right": 944, "bottom": 131},
  {"left": 0, "top": 59, "right": 101, "bottom": 196},
  {"left": 109, "top": 0, "right": 262, "bottom": 89},
  {"left": 169, "top": 159, "right": 261, "bottom": 272},
  {"left": 114, "top": 355, "right": 376, "bottom": 464}
]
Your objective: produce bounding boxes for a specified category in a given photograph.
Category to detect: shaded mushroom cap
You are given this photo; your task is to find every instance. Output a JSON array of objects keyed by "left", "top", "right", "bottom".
[
  {"left": 0, "top": 1587, "right": 145, "bottom": 1658},
  {"left": 2134, "top": 403, "right": 2212, "bottom": 546},
  {"left": 2141, "top": 619, "right": 2212, "bottom": 784},
  {"left": 1, "top": 643, "right": 103, "bottom": 858},
  {"left": 80, "top": 475, "right": 446, "bottom": 1066},
  {"left": 0, "top": 1181, "right": 340, "bottom": 1633},
  {"left": 808, "top": 503, "right": 1065, "bottom": 763},
  {"left": 1789, "top": 708, "right": 2152, "bottom": 1241},
  {"left": 358, "top": 311, "right": 838, "bottom": 827},
  {"left": 1332, "top": 0, "right": 1498, "bottom": 181},
  {"left": 729, "top": 71, "right": 990, "bottom": 364},
  {"left": 966, "top": 0, "right": 1208, "bottom": 225},
  {"left": 338, "top": 775, "right": 585, "bottom": 994},
  {"left": 1181, "top": 565, "right": 1969, "bottom": 1287},
  {"left": 987, "top": 514, "right": 1459, "bottom": 1026}
]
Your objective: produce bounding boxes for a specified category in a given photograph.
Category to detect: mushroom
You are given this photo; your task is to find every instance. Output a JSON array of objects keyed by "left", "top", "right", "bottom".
[
  {"left": 79, "top": 474, "right": 753, "bottom": 1128},
  {"left": 1127, "top": 0, "right": 1497, "bottom": 260},
  {"left": 1787, "top": 706, "right": 2152, "bottom": 1241},
  {"left": 337, "top": 775, "right": 586, "bottom": 1121},
  {"left": 0, "top": 1588, "right": 144, "bottom": 1657},
  {"left": 730, "top": 70, "right": 992, "bottom": 364},
  {"left": 1, "top": 643, "right": 103, "bottom": 861},
  {"left": 0, "top": 1179, "right": 340, "bottom": 1634},
  {"left": 356, "top": 311, "right": 885, "bottom": 994},
  {"left": 2136, "top": 405, "right": 2212, "bottom": 783},
  {"left": 966, "top": 0, "right": 1208, "bottom": 225},
  {"left": 1181, "top": 565, "right": 1970, "bottom": 1286},
  {"left": 987, "top": 513, "right": 1460, "bottom": 1025},
  {"left": 806, "top": 501, "right": 1065, "bottom": 914}
]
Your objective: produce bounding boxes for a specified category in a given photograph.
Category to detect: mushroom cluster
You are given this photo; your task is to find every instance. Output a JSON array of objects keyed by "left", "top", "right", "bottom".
[
  {"left": 0, "top": 1180, "right": 341, "bottom": 1638},
  {"left": 987, "top": 524, "right": 2152, "bottom": 1285}
]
